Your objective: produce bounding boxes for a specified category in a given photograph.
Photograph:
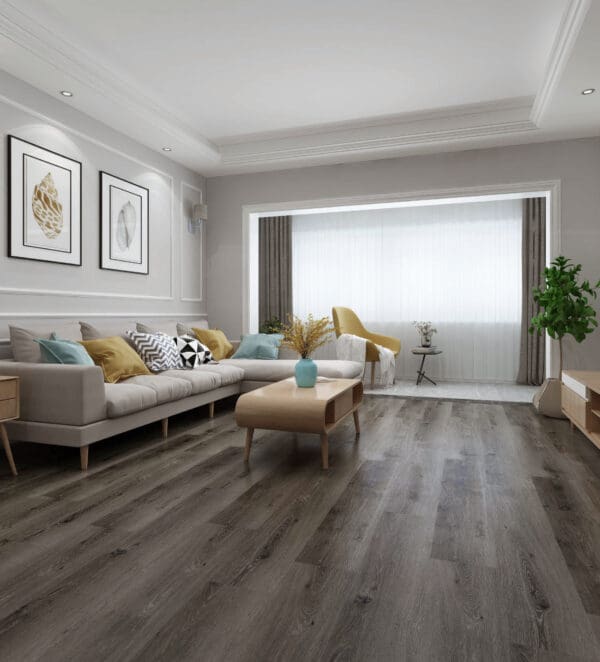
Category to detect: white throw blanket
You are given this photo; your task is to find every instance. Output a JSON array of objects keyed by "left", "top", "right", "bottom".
[{"left": 336, "top": 333, "right": 395, "bottom": 387}]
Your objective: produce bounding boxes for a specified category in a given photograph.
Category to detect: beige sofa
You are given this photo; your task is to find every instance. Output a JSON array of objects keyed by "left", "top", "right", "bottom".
[{"left": 0, "top": 319, "right": 363, "bottom": 470}]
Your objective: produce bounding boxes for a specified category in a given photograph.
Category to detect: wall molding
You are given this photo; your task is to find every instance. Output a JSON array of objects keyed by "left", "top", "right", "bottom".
[
  {"left": 0, "top": 312, "right": 207, "bottom": 319},
  {"left": 179, "top": 181, "right": 204, "bottom": 303},
  {"left": 0, "top": 89, "right": 183, "bottom": 302},
  {"left": 530, "top": 0, "right": 591, "bottom": 125},
  {"left": 0, "top": 286, "right": 172, "bottom": 301}
]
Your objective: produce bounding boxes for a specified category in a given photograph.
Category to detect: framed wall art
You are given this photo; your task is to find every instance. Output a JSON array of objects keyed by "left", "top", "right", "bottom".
[
  {"left": 8, "top": 135, "right": 82, "bottom": 265},
  {"left": 100, "top": 171, "right": 149, "bottom": 274}
]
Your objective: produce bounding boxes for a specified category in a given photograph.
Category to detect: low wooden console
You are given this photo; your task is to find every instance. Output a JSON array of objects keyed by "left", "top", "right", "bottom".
[{"left": 561, "top": 370, "right": 600, "bottom": 451}]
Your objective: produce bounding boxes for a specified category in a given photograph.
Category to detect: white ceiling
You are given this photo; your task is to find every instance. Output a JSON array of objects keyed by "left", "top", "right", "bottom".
[{"left": 0, "top": 0, "right": 599, "bottom": 175}]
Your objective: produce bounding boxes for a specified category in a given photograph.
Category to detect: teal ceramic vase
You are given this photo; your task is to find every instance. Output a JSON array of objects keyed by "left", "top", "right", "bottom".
[{"left": 295, "top": 357, "right": 318, "bottom": 387}]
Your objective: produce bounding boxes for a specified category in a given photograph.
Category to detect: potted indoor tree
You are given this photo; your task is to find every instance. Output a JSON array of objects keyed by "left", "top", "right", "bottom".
[{"left": 529, "top": 256, "right": 600, "bottom": 417}]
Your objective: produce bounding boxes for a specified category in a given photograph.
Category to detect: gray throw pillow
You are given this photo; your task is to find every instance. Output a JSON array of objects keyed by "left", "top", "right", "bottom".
[
  {"left": 176, "top": 320, "right": 209, "bottom": 337},
  {"left": 136, "top": 321, "right": 178, "bottom": 336},
  {"left": 176, "top": 322, "right": 194, "bottom": 337},
  {"left": 79, "top": 321, "right": 135, "bottom": 341},
  {"left": 79, "top": 321, "right": 105, "bottom": 341},
  {"left": 9, "top": 326, "right": 53, "bottom": 362}
]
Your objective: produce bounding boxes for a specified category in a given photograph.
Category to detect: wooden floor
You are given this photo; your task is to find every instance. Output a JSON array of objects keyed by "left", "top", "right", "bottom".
[{"left": 1, "top": 396, "right": 600, "bottom": 662}]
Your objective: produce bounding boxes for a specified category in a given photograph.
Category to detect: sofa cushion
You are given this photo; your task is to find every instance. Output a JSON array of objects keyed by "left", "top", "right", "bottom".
[
  {"left": 176, "top": 319, "right": 208, "bottom": 337},
  {"left": 125, "top": 330, "right": 183, "bottom": 372},
  {"left": 221, "top": 359, "right": 364, "bottom": 382},
  {"left": 79, "top": 321, "right": 136, "bottom": 341},
  {"left": 37, "top": 336, "right": 95, "bottom": 366},
  {"left": 192, "top": 328, "right": 234, "bottom": 360},
  {"left": 79, "top": 337, "right": 152, "bottom": 383},
  {"left": 136, "top": 321, "right": 179, "bottom": 336},
  {"left": 9, "top": 326, "right": 52, "bottom": 362},
  {"left": 173, "top": 335, "right": 213, "bottom": 368},
  {"left": 194, "top": 363, "right": 245, "bottom": 386},
  {"left": 123, "top": 374, "right": 192, "bottom": 404},
  {"left": 104, "top": 383, "right": 157, "bottom": 418},
  {"left": 161, "top": 369, "right": 222, "bottom": 394},
  {"left": 232, "top": 333, "right": 283, "bottom": 360}
]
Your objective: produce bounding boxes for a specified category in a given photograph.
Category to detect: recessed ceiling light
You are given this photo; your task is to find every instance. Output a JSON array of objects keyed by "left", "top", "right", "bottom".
[
  {"left": 59, "top": 90, "right": 73, "bottom": 97},
  {"left": 162, "top": 146, "right": 172, "bottom": 152},
  {"left": 581, "top": 88, "right": 595, "bottom": 95}
]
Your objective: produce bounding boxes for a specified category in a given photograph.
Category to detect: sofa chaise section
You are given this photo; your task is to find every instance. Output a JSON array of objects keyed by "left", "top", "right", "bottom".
[{"left": 222, "top": 359, "right": 364, "bottom": 391}]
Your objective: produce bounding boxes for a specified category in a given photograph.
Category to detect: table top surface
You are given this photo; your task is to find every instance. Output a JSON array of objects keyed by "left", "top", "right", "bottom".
[
  {"left": 411, "top": 347, "right": 442, "bottom": 355},
  {"left": 0, "top": 375, "right": 19, "bottom": 382},
  {"left": 562, "top": 370, "right": 600, "bottom": 392},
  {"left": 240, "top": 377, "right": 361, "bottom": 402}
]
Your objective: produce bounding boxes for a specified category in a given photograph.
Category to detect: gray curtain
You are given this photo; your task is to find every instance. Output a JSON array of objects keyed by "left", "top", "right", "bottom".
[
  {"left": 517, "top": 198, "right": 546, "bottom": 385},
  {"left": 259, "top": 216, "right": 292, "bottom": 326}
]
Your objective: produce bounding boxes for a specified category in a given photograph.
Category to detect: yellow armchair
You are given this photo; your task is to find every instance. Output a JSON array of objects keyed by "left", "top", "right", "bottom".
[{"left": 332, "top": 307, "right": 401, "bottom": 386}]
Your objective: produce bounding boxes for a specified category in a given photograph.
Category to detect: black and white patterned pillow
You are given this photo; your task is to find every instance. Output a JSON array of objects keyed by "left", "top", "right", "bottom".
[
  {"left": 173, "top": 335, "right": 213, "bottom": 368},
  {"left": 125, "top": 330, "right": 183, "bottom": 372}
]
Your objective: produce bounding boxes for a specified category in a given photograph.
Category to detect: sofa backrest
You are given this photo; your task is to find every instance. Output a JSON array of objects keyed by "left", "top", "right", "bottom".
[{"left": 0, "top": 317, "right": 210, "bottom": 360}]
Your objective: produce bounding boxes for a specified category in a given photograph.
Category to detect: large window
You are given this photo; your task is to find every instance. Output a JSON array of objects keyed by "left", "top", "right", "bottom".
[{"left": 292, "top": 198, "right": 522, "bottom": 381}]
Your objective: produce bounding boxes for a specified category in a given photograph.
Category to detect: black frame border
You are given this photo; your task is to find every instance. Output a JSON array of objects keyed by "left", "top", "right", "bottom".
[
  {"left": 99, "top": 170, "right": 150, "bottom": 275},
  {"left": 7, "top": 134, "right": 82, "bottom": 267}
]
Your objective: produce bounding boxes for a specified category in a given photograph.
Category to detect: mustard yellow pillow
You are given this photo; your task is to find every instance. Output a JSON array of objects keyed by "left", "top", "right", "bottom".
[
  {"left": 79, "top": 336, "right": 151, "bottom": 383},
  {"left": 192, "top": 328, "right": 234, "bottom": 361}
]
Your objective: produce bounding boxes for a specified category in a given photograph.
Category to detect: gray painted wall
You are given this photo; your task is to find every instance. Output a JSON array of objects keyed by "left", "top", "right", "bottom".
[
  {"left": 206, "top": 137, "right": 600, "bottom": 372},
  {"left": 0, "top": 71, "right": 206, "bottom": 340}
]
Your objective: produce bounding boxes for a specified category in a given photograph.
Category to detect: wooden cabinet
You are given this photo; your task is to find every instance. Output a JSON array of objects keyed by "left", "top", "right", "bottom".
[{"left": 561, "top": 371, "right": 600, "bottom": 451}]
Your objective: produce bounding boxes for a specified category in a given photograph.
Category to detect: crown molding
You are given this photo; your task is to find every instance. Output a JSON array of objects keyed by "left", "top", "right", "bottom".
[
  {"left": 530, "top": 0, "right": 591, "bottom": 125},
  {"left": 217, "top": 96, "right": 534, "bottom": 145},
  {"left": 0, "top": 0, "right": 220, "bottom": 163},
  {"left": 220, "top": 117, "right": 538, "bottom": 168},
  {"left": 0, "top": 0, "right": 585, "bottom": 175}
]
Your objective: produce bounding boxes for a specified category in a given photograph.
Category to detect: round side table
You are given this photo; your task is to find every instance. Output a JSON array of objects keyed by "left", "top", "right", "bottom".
[{"left": 411, "top": 347, "right": 442, "bottom": 386}]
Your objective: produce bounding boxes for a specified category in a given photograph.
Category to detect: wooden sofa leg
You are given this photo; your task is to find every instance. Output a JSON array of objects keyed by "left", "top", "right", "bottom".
[
  {"left": 161, "top": 418, "right": 169, "bottom": 439},
  {"left": 80, "top": 445, "right": 89, "bottom": 472},
  {"left": 209, "top": 402, "right": 215, "bottom": 419},
  {"left": 370, "top": 362, "right": 376, "bottom": 388},
  {"left": 0, "top": 423, "right": 18, "bottom": 476}
]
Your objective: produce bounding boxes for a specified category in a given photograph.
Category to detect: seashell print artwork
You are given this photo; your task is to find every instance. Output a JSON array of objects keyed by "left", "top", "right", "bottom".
[
  {"left": 116, "top": 201, "right": 138, "bottom": 251},
  {"left": 32, "top": 172, "right": 63, "bottom": 239}
]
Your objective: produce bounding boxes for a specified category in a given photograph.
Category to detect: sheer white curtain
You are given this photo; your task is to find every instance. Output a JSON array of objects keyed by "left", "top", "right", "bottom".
[{"left": 292, "top": 199, "right": 522, "bottom": 382}]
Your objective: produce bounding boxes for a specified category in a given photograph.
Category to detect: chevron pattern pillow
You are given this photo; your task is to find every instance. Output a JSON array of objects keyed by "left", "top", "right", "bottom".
[
  {"left": 174, "top": 334, "right": 213, "bottom": 368},
  {"left": 125, "top": 330, "right": 183, "bottom": 372}
]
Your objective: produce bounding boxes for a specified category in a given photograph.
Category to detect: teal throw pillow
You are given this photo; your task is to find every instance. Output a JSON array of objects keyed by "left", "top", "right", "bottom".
[
  {"left": 36, "top": 334, "right": 94, "bottom": 366},
  {"left": 232, "top": 333, "right": 283, "bottom": 360}
]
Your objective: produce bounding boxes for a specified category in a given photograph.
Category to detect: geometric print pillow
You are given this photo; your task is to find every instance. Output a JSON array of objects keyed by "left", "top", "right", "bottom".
[
  {"left": 173, "top": 334, "right": 213, "bottom": 368},
  {"left": 125, "top": 330, "right": 183, "bottom": 372}
]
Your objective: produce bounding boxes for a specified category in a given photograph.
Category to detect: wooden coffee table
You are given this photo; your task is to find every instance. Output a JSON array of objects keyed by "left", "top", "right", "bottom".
[{"left": 235, "top": 378, "right": 363, "bottom": 469}]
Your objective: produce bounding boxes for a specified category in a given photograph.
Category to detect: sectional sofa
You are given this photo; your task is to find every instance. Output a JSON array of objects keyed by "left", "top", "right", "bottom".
[{"left": 0, "top": 319, "right": 363, "bottom": 470}]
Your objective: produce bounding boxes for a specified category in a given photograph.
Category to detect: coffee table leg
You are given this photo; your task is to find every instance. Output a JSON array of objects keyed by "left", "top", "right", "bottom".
[
  {"left": 320, "top": 433, "right": 329, "bottom": 470},
  {"left": 353, "top": 409, "right": 360, "bottom": 437},
  {"left": 244, "top": 428, "right": 254, "bottom": 463},
  {"left": 0, "top": 423, "right": 18, "bottom": 476}
]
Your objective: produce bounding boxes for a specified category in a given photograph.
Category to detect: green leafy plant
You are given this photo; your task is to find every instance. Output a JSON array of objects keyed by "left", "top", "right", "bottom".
[
  {"left": 259, "top": 317, "right": 284, "bottom": 334},
  {"left": 530, "top": 256, "right": 600, "bottom": 375}
]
